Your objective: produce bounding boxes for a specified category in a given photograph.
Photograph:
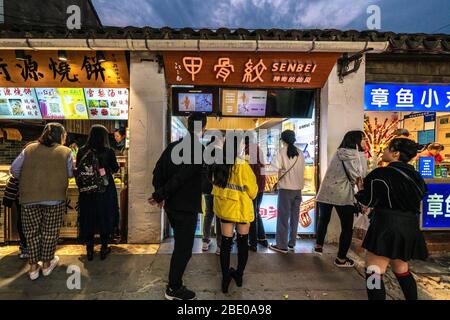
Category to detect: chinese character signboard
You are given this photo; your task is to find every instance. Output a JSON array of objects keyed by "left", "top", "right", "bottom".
[
  {"left": 419, "top": 157, "right": 435, "bottom": 178},
  {"left": 0, "top": 87, "right": 42, "bottom": 119},
  {"left": 422, "top": 183, "right": 450, "bottom": 230},
  {"left": 0, "top": 51, "right": 129, "bottom": 88},
  {"left": 365, "top": 83, "right": 450, "bottom": 112},
  {"left": 84, "top": 88, "right": 129, "bottom": 120},
  {"left": 163, "top": 52, "right": 340, "bottom": 88},
  {"left": 259, "top": 194, "right": 316, "bottom": 234}
]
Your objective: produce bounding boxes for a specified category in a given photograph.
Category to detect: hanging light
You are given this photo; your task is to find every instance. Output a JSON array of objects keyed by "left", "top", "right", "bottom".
[
  {"left": 15, "top": 50, "right": 26, "bottom": 61},
  {"left": 96, "top": 51, "right": 107, "bottom": 62},
  {"left": 58, "top": 50, "right": 68, "bottom": 61}
]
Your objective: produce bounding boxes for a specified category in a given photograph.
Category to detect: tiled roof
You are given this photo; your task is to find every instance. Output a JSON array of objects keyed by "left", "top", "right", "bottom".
[{"left": 0, "top": 25, "right": 449, "bottom": 53}]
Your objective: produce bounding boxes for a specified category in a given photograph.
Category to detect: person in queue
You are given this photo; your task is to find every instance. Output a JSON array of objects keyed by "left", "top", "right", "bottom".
[
  {"left": 417, "top": 142, "right": 444, "bottom": 164},
  {"left": 314, "top": 131, "right": 368, "bottom": 267},
  {"left": 268, "top": 130, "right": 305, "bottom": 254},
  {"left": 356, "top": 138, "right": 428, "bottom": 300},
  {"left": 77, "top": 125, "right": 120, "bottom": 261},
  {"left": 244, "top": 135, "right": 268, "bottom": 251},
  {"left": 202, "top": 135, "right": 223, "bottom": 255},
  {"left": 149, "top": 113, "right": 207, "bottom": 300},
  {"left": 210, "top": 135, "right": 258, "bottom": 293},
  {"left": 10, "top": 123, "right": 73, "bottom": 280}
]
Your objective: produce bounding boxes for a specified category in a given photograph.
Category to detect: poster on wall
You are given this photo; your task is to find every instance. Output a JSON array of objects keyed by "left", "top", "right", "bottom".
[
  {"left": 259, "top": 194, "right": 316, "bottom": 234},
  {"left": 36, "top": 88, "right": 88, "bottom": 119},
  {"left": 222, "top": 89, "right": 267, "bottom": 116},
  {"left": 84, "top": 88, "right": 129, "bottom": 120},
  {"left": 0, "top": 87, "right": 42, "bottom": 119}
]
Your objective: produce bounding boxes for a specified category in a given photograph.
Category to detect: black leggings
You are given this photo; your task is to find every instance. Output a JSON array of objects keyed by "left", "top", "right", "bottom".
[{"left": 316, "top": 202, "right": 354, "bottom": 259}]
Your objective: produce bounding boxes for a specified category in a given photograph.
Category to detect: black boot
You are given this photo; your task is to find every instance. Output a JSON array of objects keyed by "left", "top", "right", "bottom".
[
  {"left": 100, "top": 244, "right": 111, "bottom": 260},
  {"left": 220, "top": 236, "right": 233, "bottom": 293},
  {"left": 366, "top": 271, "right": 386, "bottom": 300},
  {"left": 395, "top": 271, "right": 418, "bottom": 300},
  {"left": 86, "top": 245, "right": 94, "bottom": 261},
  {"left": 234, "top": 233, "right": 249, "bottom": 287}
]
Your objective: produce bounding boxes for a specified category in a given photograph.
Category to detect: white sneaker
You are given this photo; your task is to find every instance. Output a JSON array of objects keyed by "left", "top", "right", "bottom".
[
  {"left": 42, "top": 256, "right": 60, "bottom": 277},
  {"left": 29, "top": 267, "right": 40, "bottom": 281},
  {"left": 202, "top": 240, "right": 211, "bottom": 252},
  {"left": 215, "top": 247, "right": 221, "bottom": 256}
]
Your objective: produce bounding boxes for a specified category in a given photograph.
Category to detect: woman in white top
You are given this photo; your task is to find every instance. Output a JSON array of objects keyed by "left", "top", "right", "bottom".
[{"left": 269, "top": 130, "right": 305, "bottom": 254}]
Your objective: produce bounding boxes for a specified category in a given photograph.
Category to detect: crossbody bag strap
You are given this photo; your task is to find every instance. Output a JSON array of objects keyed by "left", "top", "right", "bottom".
[
  {"left": 278, "top": 156, "right": 298, "bottom": 182},
  {"left": 387, "top": 166, "right": 425, "bottom": 198}
]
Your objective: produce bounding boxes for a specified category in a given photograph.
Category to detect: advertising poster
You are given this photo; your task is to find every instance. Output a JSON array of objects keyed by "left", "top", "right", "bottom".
[
  {"left": 0, "top": 87, "right": 42, "bottom": 119},
  {"left": 282, "top": 114, "right": 316, "bottom": 165},
  {"left": 178, "top": 93, "right": 213, "bottom": 113},
  {"left": 422, "top": 184, "right": 450, "bottom": 230},
  {"left": 85, "top": 88, "right": 129, "bottom": 120},
  {"left": 222, "top": 89, "right": 267, "bottom": 116},
  {"left": 36, "top": 88, "right": 88, "bottom": 119},
  {"left": 259, "top": 194, "right": 316, "bottom": 234}
]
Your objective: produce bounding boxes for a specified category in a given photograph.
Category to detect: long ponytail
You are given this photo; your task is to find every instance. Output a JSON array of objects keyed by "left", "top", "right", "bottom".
[{"left": 281, "top": 130, "right": 299, "bottom": 159}]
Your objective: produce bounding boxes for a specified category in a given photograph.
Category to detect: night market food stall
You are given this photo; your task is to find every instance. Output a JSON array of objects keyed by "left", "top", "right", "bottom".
[{"left": 0, "top": 50, "right": 129, "bottom": 243}]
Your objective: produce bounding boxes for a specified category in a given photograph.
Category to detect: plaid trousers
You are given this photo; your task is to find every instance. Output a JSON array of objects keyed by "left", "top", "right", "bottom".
[{"left": 21, "top": 203, "right": 65, "bottom": 264}]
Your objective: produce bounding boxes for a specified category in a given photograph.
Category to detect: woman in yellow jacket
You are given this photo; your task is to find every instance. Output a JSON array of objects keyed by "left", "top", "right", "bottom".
[{"left": 210, "top": 137, "right": 258, "bottom": 293}]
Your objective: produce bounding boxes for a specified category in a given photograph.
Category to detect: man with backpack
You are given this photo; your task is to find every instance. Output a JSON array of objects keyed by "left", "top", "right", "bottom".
[{"left": 148, "top": 113, "right": 207, "bottom": 300}]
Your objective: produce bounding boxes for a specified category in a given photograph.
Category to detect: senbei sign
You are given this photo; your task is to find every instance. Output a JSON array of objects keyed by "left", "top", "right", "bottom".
[
  {"left": 163, "top": 52, "right": 340, "bottom": 88},
  {"left": 364, "top": 83, "right": 450, "bottom": 112}
]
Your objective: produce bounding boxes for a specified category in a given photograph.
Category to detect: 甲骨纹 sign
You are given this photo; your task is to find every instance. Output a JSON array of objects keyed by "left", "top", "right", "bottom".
[{"left": 163, "top": 52, "right": 340, "bottom": 88}]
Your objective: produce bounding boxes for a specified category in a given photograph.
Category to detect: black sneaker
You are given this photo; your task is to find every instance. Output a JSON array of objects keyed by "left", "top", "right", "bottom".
[
  {"left": 249, "top": 244, "right": 257, "bottom": 252},
  {"left": 288, "top": 245, "right": 295, "bottom": 252},
  {"left": 165, "top": 286, "right": 196, "bottom": 300},
  {"left": 258, "top": 239, "right": 269, "bottom": 248},
  {"left": 334, "top": 258, "right": 355, "bottom": 268},
  {"left": 313, "top": 247, "right": 323, "bottom": 256},
  {"left": 268, "top": 244, "right": 288, "bottom": 254}
]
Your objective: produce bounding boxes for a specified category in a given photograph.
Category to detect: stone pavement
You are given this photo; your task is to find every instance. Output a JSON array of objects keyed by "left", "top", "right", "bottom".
[{"left": 0, "top": 239, "right": 369, "bottom": 300}]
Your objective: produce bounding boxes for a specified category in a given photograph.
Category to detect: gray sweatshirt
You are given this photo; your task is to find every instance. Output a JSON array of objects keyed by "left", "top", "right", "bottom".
[{"left": 316, "top": 148, "right": 368, "bottom": 206}]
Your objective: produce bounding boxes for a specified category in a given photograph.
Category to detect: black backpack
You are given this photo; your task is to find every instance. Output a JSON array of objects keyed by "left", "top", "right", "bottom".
[{"left": 75, "top": 150, "right": 106, "bottom": 194}]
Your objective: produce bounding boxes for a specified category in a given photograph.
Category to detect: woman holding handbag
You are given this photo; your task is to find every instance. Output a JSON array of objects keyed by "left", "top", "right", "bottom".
[
  {"left": 314, "top": 131, "right": 368, "bottom": 267},
  {"left": 268, "top": 130, "right": 305, "bottom": 254},
  {"left": 355, "top": 138, "right": 428, "bottom": 300}
]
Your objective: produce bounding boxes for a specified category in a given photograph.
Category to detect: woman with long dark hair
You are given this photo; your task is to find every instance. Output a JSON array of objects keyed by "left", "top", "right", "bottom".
[
  {"left": 314, "top": 130, "right": 368, "bottom": 267},
  {"left": 268, "top": 130, "right": 305, "bottom": 254},
  {"left": 10, "top": 123, "right": 73, "bottom": 280},
  {"left": 210, "top": 136, "right": 258, "bottom": 293},
  {"left": 77, "top": 125, "right": 119, "bottom": 261},
  {"left": 356, "top": 138, "right": 428, "bottom": 300}
]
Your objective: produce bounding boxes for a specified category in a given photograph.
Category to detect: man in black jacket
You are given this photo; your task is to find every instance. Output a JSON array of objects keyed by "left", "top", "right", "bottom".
[{"left": 149, "top": 113, "right": 207, "bottom": 300}]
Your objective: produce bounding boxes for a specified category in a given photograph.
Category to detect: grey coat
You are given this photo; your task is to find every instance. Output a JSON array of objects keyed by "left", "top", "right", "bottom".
[{"left": 316, "top": 148, "right": 368, "bottom": 206}]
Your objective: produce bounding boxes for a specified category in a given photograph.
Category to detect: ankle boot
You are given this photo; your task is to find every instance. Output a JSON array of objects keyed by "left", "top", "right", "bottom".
[
  {"left": 100, "top": 244, "right": 111, "bottom": 260},
  {"left": 86, "top": 245, "right": 94, "bottom": 261}
]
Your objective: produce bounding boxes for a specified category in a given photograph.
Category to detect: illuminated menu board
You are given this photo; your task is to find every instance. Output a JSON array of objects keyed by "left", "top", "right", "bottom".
[
  {"left": 0, "top": 87, "right": 42, "bottom": 119},
  {"left": 222, "top": 89, "right": 267, "bottom": 117},
  {"left": 35, "top": 88, "right": 88, "bottom": 120},
  {"left": 84, "top": 88, "right": 129, "bottom": 120}
]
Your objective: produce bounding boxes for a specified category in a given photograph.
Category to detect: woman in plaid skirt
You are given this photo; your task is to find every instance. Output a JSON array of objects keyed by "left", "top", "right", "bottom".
[{"left": 11, "top": 123, "right": 73, "bottom": 280}]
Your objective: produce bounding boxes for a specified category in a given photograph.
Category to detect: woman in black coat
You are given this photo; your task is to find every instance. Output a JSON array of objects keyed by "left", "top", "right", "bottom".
[
  {"left": 355, "top": 138, "right": 428, "bottom": 300},
  {"left": 77, "top": 125, "right": 119, "bottom": 261}
]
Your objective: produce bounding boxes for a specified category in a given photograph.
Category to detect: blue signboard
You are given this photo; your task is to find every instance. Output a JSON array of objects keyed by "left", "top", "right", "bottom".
[
  {"left": 364, "top": 83, "right": 450, "bottom": 112},
  {"left": 422, "top": 184, "right": 450, "bottom": 230},
  {"left": 419, "top": 157, "right": 435, "bottom": 178}
]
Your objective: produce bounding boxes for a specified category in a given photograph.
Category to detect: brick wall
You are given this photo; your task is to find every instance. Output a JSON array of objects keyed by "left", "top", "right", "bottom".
[{"left": 0, "top": 139, "right": 26, "bottom": 165}]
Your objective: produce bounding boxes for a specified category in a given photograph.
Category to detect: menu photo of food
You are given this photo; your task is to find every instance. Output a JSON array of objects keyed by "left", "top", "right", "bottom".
[
  {"left": 35, "top": 88, "right": 65, "bottom": 119},
  {"left": 222, "top": 90, "right": 267, "bottom": 117},
  {"left": 0, "top": 87, "right": 42, "bottom": 119},
  {"left": 84, "top": 88, "right": 129, "bottom": 120}
]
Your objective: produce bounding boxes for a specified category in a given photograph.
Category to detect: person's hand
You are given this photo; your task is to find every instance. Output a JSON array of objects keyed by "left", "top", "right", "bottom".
[
  {"left": 361, "top": 206, "right": 370, "bottom": 215},
  {"left": 148, "top": 197, "right": 164, "bottom": 209},
  {"left": 356, "top": 177, "right": 364, "bottom": 191}
]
